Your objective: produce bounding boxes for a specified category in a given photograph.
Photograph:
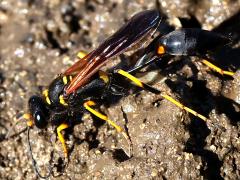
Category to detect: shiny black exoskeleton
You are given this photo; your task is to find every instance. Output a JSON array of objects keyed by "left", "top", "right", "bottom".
[
  {"left": 157, "top": 28, "right": 230, "bottom": 56},
  {"left": 27, "top": 22, "right": 231, "bottom": 143},
  {"left": 28, "top": 73, "right": 126, "bottom": 130},
  {"left": 131, "top": 28, "right": 231, "bottom": 72},
  {"left": 28, "top": 96, "right": 49, "bottom": 129},
  {"left": 26, "top": 8, "right": 162, "bottom": 129},
  {"left": 26, "top": 70, "right": 133, "bottom": 179},
  {"left": 47, "top": 76, "right": 69, "bottom": 107}
]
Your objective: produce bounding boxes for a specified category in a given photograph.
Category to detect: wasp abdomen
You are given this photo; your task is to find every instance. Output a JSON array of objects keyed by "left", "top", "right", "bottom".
[{"left": 157, "top": 28, "right": 230, "bottom": 56}]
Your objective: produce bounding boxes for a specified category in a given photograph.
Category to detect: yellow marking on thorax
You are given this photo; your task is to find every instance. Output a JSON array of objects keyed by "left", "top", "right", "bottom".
[
  {"left": 77, "top": 51, "right": 87, "bottom": 59},
  {"left": 99, "top": 70, "right": 109, "bottom": 83},
  {"left": 69, "top": 75, "right": 73, "bottom": 81},
  {"left": 63, "top": 75, "right": 73, "bottom": 85},
  {"left": 63, "top": 76, "right": 69, "bottom": 85},
  {"left": 59, "top": 95, "right": 68, "bottom": 106},
  {"left": 42, "top": 89, "right": 51, "bottom": 105}
]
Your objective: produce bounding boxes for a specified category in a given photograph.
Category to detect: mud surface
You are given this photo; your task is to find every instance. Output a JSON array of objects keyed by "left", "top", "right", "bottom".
[{"left": 0, "top": 0, "right": 240, "bottom": 179}]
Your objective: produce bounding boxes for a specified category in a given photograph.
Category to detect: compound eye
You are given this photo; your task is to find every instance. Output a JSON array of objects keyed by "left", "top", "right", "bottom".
[
  {"left": 33, "top": 111, "right": 48, "bottom": 129},
  {"left": 29, "top": 95, "right": 49, "bottom": 129}
]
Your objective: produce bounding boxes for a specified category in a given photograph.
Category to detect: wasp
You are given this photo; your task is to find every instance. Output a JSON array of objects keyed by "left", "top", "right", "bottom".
[
  {"left": 25, "top": 68, "right": 167, "bottom": 178},
  {"left": 17, "top": 9, "right": 234, "bottom": 179},
  {"left": 61, "top": 11, "right": 234, "bottom": 122},
  {"left": 18, "top": 9, "right": 162, "bottom": 178},
  {"left": 25, "top": 71, "right": 130, "bottom": 178},
  {"left": 63, "top": 13, "right": 234, "bottom": 97}
]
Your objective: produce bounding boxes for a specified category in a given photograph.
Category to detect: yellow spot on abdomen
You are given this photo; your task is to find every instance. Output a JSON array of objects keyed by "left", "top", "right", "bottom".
[{"left": 157, "top": 45, "right": 165, "bottom": 55}]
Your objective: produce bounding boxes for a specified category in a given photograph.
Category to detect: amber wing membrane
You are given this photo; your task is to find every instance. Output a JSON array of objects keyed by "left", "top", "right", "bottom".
[{"left": 64, "top": 10, "right": 161, "bottom": 95}]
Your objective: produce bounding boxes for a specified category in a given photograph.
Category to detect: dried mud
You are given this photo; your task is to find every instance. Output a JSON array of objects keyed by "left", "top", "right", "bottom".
[{"left": 0, "top": 0, "right": 240, "bottom": 179}]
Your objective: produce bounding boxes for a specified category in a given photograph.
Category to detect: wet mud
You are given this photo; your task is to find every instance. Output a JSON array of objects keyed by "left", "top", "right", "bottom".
[{"left": 0, "top": 0, "right": 239, "bottom": 179}]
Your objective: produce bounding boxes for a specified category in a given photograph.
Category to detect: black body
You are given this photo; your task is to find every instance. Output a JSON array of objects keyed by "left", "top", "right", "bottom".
[
  {"left": 29, "top": 28, "right": 230, "bottom": 129},
  {"left": 48, "top": 76, "right": 66, "bottom": 107},
  {"left": 131, "top": 28, "right": 230, "bottom": 72},
  {"left": 68, "top": 78, "right": 106, "bottom": 106},
  {"left": 28, "top": 96, "right": 49, "bottom": 129},
  {"left": 157, "top": 28, "right": 230, "bottom": 56},
  {"left": 28, "top": 74, "right": 123, "bottom": 128}
]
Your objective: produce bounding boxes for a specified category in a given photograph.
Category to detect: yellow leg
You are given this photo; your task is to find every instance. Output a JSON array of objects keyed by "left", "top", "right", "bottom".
[
  {"left": 117, "top": 69, "right": 144, "bottom": 88},
  {"left": 83, "top": 101, "right": 132, "bottom": 155},
  {"left": 161, "top": 94, "right": 207, "bottom": 121},
  {"left": 116, "top": 69, "right": 160, "bottom": 94},
  {"left": 116, "top": 69, "right": 207, "bottom": 121},
  {"left": 202, "top": 59, "right": 235, "bottom": 76},
  {"left": 57, "top": 123, "right": 69, "bottom": 158}
]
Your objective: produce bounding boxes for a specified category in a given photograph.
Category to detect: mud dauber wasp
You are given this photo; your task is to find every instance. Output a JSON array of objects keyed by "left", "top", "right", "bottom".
[
  {"left": 13, "top": 9, "right": 234, "bottom": 179},
  {"left": 15, "top": 9, "right": 161, "bottom": 178}
]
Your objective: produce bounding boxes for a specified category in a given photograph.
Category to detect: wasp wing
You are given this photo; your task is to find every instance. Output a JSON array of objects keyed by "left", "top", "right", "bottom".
[{"left": 64, "top": 10, "right": 161, "bottom": 95}]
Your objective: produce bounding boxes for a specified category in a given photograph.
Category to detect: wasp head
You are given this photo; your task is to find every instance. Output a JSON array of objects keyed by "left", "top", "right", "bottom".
[{"left": 28, "top": 95, "right": 50, "bottom": 129}]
